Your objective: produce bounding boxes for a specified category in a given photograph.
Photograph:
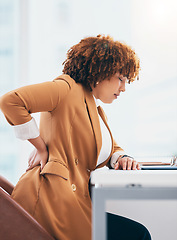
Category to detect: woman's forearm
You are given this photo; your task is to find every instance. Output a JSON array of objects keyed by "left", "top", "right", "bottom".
[{"left": 28, "top": 135, "right": 47, "bottom": 151}]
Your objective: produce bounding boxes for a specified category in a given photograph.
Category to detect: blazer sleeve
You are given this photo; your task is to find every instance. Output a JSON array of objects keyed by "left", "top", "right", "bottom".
[
  {"left": 0, "top": 79, "right": 70, "bottom": 126},
  {"left": 113, "top": 139, "right": 124, "bottom": 153}
]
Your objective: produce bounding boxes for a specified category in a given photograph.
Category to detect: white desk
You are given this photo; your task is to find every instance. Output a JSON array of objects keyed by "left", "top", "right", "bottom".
[{"left": 91, "top": 169, "right": 177, "bottom": 240}]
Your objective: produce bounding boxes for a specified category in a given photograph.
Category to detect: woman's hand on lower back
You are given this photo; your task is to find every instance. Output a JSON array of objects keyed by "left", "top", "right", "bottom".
[
  {"left": 26, "top": 147, "right": 49, "bottom": 171},
  {"left": 26, "top": 136, "right": 49, "bottom": 171}
]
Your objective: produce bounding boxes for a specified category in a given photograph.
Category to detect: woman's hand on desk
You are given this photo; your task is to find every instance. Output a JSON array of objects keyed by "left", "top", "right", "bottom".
[{"left": 114, "top": 155, "right": 140, "bottom": 170}]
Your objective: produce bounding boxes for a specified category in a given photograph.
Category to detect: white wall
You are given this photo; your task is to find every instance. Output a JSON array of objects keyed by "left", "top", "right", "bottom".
[{"left": 0, "top": 0, "right": 177, "bottom": 184}]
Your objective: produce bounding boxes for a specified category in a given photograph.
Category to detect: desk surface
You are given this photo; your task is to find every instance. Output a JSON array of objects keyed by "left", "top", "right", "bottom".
[{"left": 91, "top": 169, "right": 177, "bottom": 187}]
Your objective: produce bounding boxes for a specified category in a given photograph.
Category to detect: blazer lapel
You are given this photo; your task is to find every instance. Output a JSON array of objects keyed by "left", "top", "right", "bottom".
[{"left": 84, "top": 88, "right": 102, "bottom": 164}]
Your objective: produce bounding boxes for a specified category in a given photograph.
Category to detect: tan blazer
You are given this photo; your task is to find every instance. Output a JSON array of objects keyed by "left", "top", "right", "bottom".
[{"left": 0, "top": 74, "right": 123, "bottom": 240}]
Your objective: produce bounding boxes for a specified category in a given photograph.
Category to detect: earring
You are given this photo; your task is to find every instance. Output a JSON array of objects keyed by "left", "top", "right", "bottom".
[{"left": 96, "top": 82, "right": 99, "bottom": 85}]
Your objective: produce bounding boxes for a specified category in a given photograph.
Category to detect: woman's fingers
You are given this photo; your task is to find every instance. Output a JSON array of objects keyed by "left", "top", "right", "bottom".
[
  {"left": 114, "top": 156, "right": 140, "bottom": 170},
  {"left": 132, "top": 160, "right": 137, "bottom": 170},
  {"left": 122, "top": 160, "right": 127, "bottom": 170},
  {"left": 26, "top": 164, "right": 34, "bottom": 171},
  {"left": 136, "top": 162, "right": 141, "bottom": 170},
  {"left": 26, "top": 148, "right": 49, "bottom": 172},
  {"left": 28, "top": 149, "right": 36, "bottom": 165},
  {"left": 40, "top": 159, "right": 46, "bottom": 171},
  {"left": 127, "top": 158, "right": 132, "bottom": 170},
  {"left": 26, "top": 149, "right": 38, "bottom": 171},
  {"left": 26, "top": 158, "right": 38, "bottom": 171},
  {"left": 27, "top": 158, "right": 34, "bottom": 171}
]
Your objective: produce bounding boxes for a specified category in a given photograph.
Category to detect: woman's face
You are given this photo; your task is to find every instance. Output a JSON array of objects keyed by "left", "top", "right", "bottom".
[{"left": 92, "top": 72, "right": 127, "bottom": 103}]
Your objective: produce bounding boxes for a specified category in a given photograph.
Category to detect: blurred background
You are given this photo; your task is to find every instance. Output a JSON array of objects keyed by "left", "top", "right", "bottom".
[{"left": 0, "top": 0, "right": 177, "bottom": 184}]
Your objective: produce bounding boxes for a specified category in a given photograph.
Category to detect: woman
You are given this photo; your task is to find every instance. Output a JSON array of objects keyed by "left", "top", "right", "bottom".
[{"left": 0, "top": 35, "right": 151, "bottom": 240}]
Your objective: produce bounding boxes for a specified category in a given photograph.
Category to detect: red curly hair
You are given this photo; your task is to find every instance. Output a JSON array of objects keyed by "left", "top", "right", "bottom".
[{"left": 62, "top": 35, "right": 140, "bottom": 90}]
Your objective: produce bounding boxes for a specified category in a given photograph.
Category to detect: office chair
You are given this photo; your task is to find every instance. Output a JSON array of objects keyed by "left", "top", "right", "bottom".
[{"left": 0, "top": 175, "right": 54, "bottom": 240}]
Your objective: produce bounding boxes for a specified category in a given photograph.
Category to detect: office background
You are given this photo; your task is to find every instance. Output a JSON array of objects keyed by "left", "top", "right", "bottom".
[{"left": 0, "top": 0, "right": 177, "bottom": 184}]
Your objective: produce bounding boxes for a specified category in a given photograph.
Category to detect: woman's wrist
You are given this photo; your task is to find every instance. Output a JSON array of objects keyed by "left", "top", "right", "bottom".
[{"left": 28, "top": 136, "right": 47, "bottom": 152}]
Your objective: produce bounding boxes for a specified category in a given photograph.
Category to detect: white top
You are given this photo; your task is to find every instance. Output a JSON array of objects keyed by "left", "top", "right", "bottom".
[
  {"left": 13, "top": 97, "right": 124, "bottom": 168},
  {"left": 96, "top": 108, "right": 112, "bottom": 166},
  {"left": 93, "top": 96, "right": 124, "bottom": 168}
]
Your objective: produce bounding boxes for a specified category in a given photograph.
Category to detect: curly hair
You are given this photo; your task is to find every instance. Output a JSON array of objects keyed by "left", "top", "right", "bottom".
[{"left": 62, "top": 35, "right": 140, "bottom": 90}]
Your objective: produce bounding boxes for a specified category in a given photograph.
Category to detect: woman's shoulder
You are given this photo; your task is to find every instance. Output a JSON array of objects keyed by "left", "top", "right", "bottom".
[
  {"left": 53, "top": 74, "right": 76, "bottom": 88},
  {"left": 53, "top": 74, "right": 86, "bottom": 97}
]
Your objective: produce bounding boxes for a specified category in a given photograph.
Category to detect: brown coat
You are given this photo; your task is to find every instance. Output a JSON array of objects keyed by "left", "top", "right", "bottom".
[{"left": 0, "top": 74, "right": 123, "bottom": 240}]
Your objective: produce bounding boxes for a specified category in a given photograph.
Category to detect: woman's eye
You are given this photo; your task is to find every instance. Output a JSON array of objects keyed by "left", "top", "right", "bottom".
[{"left": 119, "top": 77, "right": 123, "bottom": 82}]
